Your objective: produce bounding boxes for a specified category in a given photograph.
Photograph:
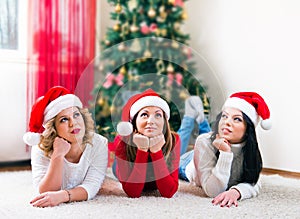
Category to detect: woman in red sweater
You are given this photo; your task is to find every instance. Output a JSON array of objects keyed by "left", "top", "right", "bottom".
[{"left": 113, "top": 89, "right": 180, "bottom": 198}]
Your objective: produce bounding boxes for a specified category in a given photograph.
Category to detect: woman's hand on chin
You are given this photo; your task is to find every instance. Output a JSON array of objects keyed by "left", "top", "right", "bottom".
[{"left": 149, "top": 134, "right": 165, "bottom": 153}]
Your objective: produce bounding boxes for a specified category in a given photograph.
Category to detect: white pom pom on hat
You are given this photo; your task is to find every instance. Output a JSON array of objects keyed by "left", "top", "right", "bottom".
[
  {"left": 261, "top": 118, "right": 272, "bottom": 130},
  {"left": 23, "top": 86, "right": 82, "bottom": 146},
  {"left": 117, "top": 122, "right": 133, "bottom": 136},
  {"left": 223, "top": 92, "right": 271, "bottom": 130},
  {"left": 117, "top": 89, "right": 170, "bottom": 136},
  {"left": 23, "top": 132, "right": 41, "bottom": 146}
]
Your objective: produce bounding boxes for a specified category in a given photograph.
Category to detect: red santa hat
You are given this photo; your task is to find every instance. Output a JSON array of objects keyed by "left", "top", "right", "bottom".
[
  {"left": 23, "top": 86, "right": 82, "bottom": 146},
  {"left": 223, "top": 91, "right": 271, "bottom": 130},
  {"left": 117, "top": 89, "right": 170, "bottom": 136}
]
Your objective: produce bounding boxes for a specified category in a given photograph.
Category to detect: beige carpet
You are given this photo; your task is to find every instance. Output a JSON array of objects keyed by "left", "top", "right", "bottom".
[{"left": 0, "top": 170, "right": 299, "bottom": 219}]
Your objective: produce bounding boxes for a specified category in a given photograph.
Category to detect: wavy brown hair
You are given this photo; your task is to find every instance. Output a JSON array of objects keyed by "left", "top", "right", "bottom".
[{"left": 38, "top": 108, "right": 95, "bottom": 157}]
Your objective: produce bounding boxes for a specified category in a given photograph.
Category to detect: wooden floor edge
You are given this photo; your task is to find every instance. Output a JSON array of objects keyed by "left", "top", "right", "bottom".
[{"left": 262, "top": 168, "right": 300, "bottom": 179}]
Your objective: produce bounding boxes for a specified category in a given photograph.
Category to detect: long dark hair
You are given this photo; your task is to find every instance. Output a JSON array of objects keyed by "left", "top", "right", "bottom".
[
  {"left": 211, "top": 112, "right": 262, "bottom": 185},
  {"left": 125, "top": 112, "right": 176, "bottom": 170}
]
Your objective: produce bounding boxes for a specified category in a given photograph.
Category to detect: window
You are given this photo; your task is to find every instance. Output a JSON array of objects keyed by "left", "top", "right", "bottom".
[
  {"left": 0, "top": 0, "right": 27, "bottom": 60},
  {"left": 0, "top": 0, "right": 18, "bottom": 50}
]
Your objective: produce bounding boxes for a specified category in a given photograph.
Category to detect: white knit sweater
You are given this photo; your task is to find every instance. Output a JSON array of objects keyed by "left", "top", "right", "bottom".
[
  {"left": 31, "top": 133, "right": 108, "bottom": 200},
  {"left": 185, "top": 132, "right": 261, "bottom": 200}
]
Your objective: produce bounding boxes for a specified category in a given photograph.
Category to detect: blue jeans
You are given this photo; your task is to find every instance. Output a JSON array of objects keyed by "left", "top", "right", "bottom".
[
  {"left": 177, "top": 116, "right": 211, "bottom": 155},
  {"left": 178, "top": 150, "right": 194, "bottom": 182},
  {"left": 112, "top": 158, "right": 118, "bottom": 179}
]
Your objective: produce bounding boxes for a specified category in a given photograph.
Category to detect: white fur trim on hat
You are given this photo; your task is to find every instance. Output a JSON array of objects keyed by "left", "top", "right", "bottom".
[
  {"left": 23, "top": 132, "right": 41, "bottom": 146},
  {"left": 43, "top": 94, "right": 82, "bottom": 126},
  {"left": 117, "top": 121, "right": 133, "bottom": 136},
  {"left": 223, "top": 97, "right": 259, "bottom": 127},
  {"left": 130, "top": 96, "right": 170, "bottom": 120}
]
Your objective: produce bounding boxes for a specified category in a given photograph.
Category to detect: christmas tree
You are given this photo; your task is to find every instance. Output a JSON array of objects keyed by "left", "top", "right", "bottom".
[{"left": 93, "top": 0, "right": 210, "bottom": 142}]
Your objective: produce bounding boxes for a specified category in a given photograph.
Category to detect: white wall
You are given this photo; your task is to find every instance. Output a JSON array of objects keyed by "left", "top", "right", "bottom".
[
  {"left": 0, "top": 60, "right": 30, "bottom": 162},
  {"left": 0, "top": 0, "right": 30, "bottom": 162},
  {"left": 185, "top": 0, "right": 300, "bottom": 172}
]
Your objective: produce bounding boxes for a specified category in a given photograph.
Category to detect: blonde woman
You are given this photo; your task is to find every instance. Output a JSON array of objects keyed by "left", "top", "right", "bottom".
[{"left": 23, "top": 86, "right": 108, "bottom": 207}]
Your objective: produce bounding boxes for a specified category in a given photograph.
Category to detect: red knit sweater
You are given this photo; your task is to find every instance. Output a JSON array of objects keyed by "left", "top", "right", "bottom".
[{"left": 114, "top": 134, "right": 180, "bottom": 198}]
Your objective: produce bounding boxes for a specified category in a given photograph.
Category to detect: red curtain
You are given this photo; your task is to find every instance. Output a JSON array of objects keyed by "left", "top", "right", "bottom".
[{"left": 27, "top": 0, "right": 96, "bottom": 119}]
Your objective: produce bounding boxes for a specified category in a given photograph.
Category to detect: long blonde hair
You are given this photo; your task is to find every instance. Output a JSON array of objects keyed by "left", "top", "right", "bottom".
[{"left": 39, "top": 108, "right": 95, "bottom": 157}]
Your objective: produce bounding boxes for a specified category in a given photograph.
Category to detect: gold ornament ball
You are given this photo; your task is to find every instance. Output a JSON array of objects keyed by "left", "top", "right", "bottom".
[
  {"left": 159, "top": 11, "right": 167, "bottom": 20},
  {"left": 181, "top": 11, "right": 188, "bottom": 20},
  {"left": 183, "top": 47, "right": 189, "bottom": 55},
  {"left": 110, "top": 105, "right": 116, "bottom": 114},
  {"left": 130, "top": 24, "right": 139, "bottom": 32},
  {"left": 167, "top": 63, "right": 174, "bottom": 72},
  {"left": 174, "top": 22, "right": 180, "bottom": 30},
  {"left": 105, "top": 40, "right": 111, "bottom": 46},
  {"left": 118, "top": 43, "right": 126, "bottom": 51},
  {"left": 144, "top": 50, "right": 152, "bottom": 58},
  {"left": 168, "top": 0, "right": 175, "bottom": 5},
  {"left": 119, "top": 66, "right": 127, "bottom": 75},
  {"left": 97, "top": 97, "right": 104, "bottom": 106},
  {"left": 113, "top": 23, "right": 121, "bottom": 32},
  {"left": 115, "top": 3, "right": 122, "bottom": 13},
  {"left": 159, "top": 5, "right": 165, "bottom": 13},
  {"left": 148, "top": 8, "right": 156, "bottom": 18},
  {"left": 171, "top": 41, "right": 179, "bottom": 49}
]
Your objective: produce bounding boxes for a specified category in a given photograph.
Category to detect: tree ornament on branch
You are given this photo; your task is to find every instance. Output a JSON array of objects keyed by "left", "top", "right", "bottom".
[
  {"left": 130, "top": 15, "right": 139, "bottom": 33},
  {"left": 119, "top": 65, "right": 127, "bottom": 75},
  {"left": 128, "top": 0, "right": 138, "bottom": 11},
  {"left": 120, "top": 22, "right": 130, "bottom": 38},
  {"left": 103, "top": 73, "right": 124, "bottom": 88},
  {"left": 168, "top": 0, "right": 175, "bottom": 5},
  {"left": 104, "top": 39, "right": 111, "bottom": 46},
  {"left": 171, "top": 38, "right": 179, "bottom": 49},
  {"left": 143, "top": 40, "right": 152, "bottom": 58},
  {"left": 148, "top": 7, "right": 156, "bottom": 18},
  {"left": 140, "top": 22, "right": 158, "bottom": 35},
  {"left": 157, "top": 5, "right": 167, "bottom": 23},
  {"left": 118, "top": 42, "right": 126, "bottom": 51},
  {"left": 174, "top": 0, "right": 184, "bottom": 7},
  {"left": 148, "top": 0, "right": 156, "bottom": 19},
  {"left": 115, "top": 2, "right": 122, "bottom": 13},
  {"left": 113, "top": 23, "right": 121, "bottom": 32},
  {"left": 167, "top": 62, "right": 174, "bottom": 73},
  {"left": 130, "top": 38, "right": 141, "bottom": 52},
  {"left": 156, "top": 59, "right": 166, "bottom": 75},
  {"left": 155, "top": 28, "right": 167, "bottom": 37},
  {"left": 167, "top": 73, "right": 183, "bottom": 86},
  {"left": 181, "top": 8, "right": 188, "bottom": 20},
  {"left": 97, "top": 97, "right": 104, "bottom": 106},
  {"left": 130, "top": 24, "right": 139, "bottom": 33}
]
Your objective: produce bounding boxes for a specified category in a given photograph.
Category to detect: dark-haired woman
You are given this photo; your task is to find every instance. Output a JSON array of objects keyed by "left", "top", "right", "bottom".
[
  {"left": 179, "top": 92, "right": 271, "bottom": 207},
  {"left": 113, "top": 89, "right": 180, "bottom": 198}
]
